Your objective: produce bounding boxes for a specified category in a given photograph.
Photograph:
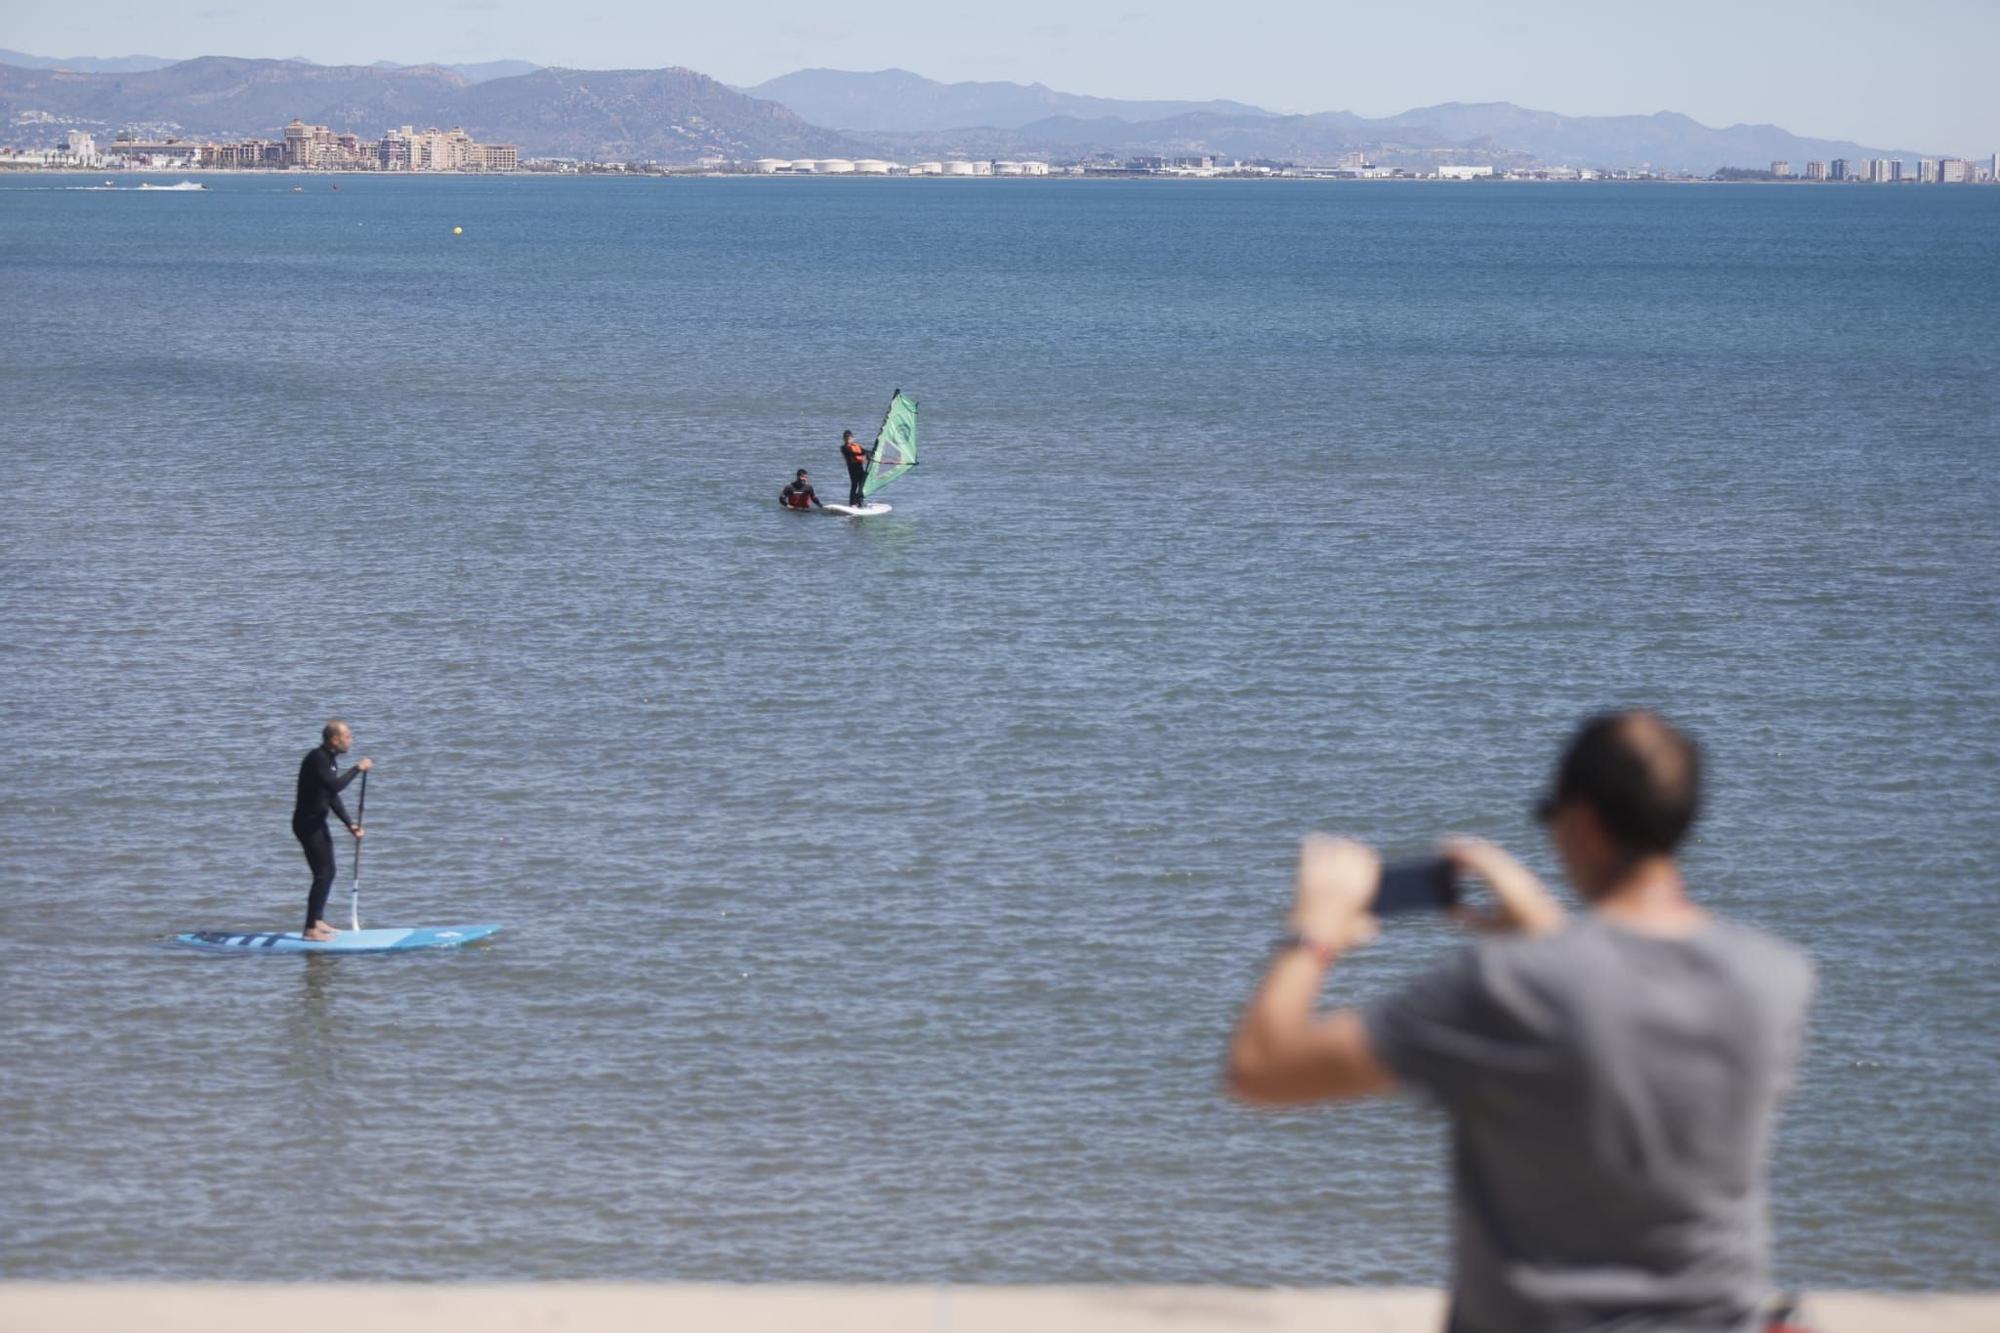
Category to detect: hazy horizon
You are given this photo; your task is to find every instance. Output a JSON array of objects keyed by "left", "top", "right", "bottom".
[{"left": 6, "top": 0, "right": 1998, "bottom": 154}]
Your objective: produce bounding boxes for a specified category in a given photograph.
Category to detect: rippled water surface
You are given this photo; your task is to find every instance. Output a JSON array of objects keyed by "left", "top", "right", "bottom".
[{"left": 1, "top": 175, "right": 1996, "bottom": 1287}]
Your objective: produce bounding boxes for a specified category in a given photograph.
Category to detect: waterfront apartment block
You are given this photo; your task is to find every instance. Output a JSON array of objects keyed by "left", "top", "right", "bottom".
[
  {"left": 98, "top": 135, "right": 283, "bottom": 168},
  {"left": 377, "top": 125, "right": 517, "bottom": 171},
  {"left": 93, "top": 119, "right": 516, "bottom": 171},
  {"left": 1804, "top": 160, "right": 1827, "bottom": 180},
  {"left": 282, "top": 121, "right": 376, "bottom": 169},
  {"left": 1770, "top": 160, "right": 1791, "bottom": 177}
]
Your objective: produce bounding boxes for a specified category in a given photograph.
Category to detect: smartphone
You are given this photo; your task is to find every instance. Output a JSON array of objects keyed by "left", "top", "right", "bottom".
[{"left": 1374, "top": 858, "right": 1457, "bottom": 916}]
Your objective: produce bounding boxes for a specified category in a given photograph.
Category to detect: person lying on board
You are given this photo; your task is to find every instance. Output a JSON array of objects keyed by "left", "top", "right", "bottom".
[{"left": 779, "top": 469, "right": 823, "bottom": 510}]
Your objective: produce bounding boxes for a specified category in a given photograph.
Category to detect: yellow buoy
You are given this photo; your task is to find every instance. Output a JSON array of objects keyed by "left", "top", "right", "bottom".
[{"left": 452, "top": 226, "right": 464, "bottom": 236}]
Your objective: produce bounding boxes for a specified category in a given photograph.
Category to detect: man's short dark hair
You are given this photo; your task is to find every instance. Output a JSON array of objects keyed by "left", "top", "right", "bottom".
[
  {"left": 322, "top": 718, "right": 347, "bottom": 745},
  {"left": 1540, "top": 711, "right": 1701, "bottom": 856},
  {"left": 796, "top": 469, "right": 808, "bottom": 479}
]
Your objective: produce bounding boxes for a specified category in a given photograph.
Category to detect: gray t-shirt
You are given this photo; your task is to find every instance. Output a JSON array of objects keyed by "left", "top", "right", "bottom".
[{"left": 1364, "top": 915, "right": 1814, "bottom": 1333}]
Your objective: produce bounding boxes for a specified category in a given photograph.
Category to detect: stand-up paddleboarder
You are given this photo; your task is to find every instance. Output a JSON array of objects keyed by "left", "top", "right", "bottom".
[{"left": 294, "top": 720, "right": 370, "bottom": 941}]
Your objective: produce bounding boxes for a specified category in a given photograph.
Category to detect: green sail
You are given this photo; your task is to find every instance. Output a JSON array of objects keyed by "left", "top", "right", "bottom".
[{"left": 862, "top": 391, "right": 918, "bottom": 498}]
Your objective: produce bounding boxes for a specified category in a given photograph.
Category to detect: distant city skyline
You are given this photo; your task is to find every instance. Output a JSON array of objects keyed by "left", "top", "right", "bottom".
[{"left": 5, "top": 0, "right": 1997, "bottom": 155}]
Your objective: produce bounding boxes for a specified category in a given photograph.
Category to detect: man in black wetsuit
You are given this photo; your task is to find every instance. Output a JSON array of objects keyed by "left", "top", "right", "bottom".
[
  {"left": 293, "top": 719, "right": 370, "bottom": 940},
  {"left": 779, "top": 468, "right": 823, "bottom": 510}
]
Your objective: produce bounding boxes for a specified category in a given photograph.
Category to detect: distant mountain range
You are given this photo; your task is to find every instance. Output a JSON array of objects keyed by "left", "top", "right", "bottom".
[
  {"left": 736, "top": 67, "right": 1273, "bottom": 133},
  {"left": 0, "top": 53, "right": 1940, "bottom": 170},
  {"left": 369, "top": 60, "right": 541, "bottom": 84},
  {"left": 0, "top": 49, "right": 181, "bottom": 74},
  {"left": 0, "top": 49, "right": 540, "bottom": 83},
  {"left": 744, "top": 69, "right": 1932, "bottom": 173}
]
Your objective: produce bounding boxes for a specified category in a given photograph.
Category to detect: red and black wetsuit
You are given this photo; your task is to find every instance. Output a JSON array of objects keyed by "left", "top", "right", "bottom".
[
  {"left": 292, "top": 745, "right": 360, "bottom": 933},
  {"left": 840, "top": 439, "right": 868, "bottom": 506},
  {"left": 779, "top": 480, "right": 821, "bottom": 510}
]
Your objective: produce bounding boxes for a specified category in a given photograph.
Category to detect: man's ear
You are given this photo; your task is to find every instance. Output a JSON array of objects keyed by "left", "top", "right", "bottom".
[{"left": 1562, "top": 802, "right": 1617, "bottom": 895}]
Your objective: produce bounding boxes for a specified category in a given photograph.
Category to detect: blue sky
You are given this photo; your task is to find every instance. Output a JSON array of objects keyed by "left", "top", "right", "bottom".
[{"left": 7, "top": 0, "right": 1997, "bottom": 152}]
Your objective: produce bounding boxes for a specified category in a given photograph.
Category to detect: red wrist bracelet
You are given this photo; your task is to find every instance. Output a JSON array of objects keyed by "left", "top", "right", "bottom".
[{"left": 1277, "top": 933, "right": 1339, "bottom": 966}]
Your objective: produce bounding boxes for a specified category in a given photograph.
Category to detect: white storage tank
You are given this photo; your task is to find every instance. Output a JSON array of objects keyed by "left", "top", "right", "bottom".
[
  {"left": 788, "top": 159, "right": 818, "bottom": 173},
  {"left": 816, "top": 158, "right": 855, "bottom": 174},
  {"left": 941, "top": 160, "right": 976, "bottom": 176},
  {"left": 993, "top": 160, "right": 1024, "bottom": 176},
  {"left": 1020, "top": 161, "right": 1050, "bottom": 175},
  {"left": 852, "top": 159, "right": 893, "bottom": 174},
  {"left": 912, "top": 161, "right": 944, "bottom": 175},
  {"left": 751, "top": 158, "right": 787, "bottom": 174}
]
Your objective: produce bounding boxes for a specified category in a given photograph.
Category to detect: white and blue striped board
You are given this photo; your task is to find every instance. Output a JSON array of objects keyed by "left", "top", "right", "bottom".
[{"left": 171, "top": 925, "right": 503, "bottom": 954}]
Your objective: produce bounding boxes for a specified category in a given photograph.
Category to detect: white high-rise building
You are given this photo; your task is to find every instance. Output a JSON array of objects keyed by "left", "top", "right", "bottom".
[
  {"left": 1770, "top": 160, "right": 1791, "bottom": 177},
  {"left": 57, "top": 130, "right": 99, "bottom": 165},
  {"left": 1940, "top": 158, "right": 1969, "bottom": 183},
  {"left": 1918, "top": 158, "right": 1938, "bottom": 183}
]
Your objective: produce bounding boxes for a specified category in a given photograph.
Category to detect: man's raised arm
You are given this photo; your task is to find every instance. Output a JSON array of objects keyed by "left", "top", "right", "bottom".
[{"left": 1227, "top": 836, "right": 1397, "bottom": 1105}]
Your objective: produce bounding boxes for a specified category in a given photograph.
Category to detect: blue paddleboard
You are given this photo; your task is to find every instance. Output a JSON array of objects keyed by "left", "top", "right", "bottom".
[{"left": 170, "top": 924, "right": 503, "bottom": 954}]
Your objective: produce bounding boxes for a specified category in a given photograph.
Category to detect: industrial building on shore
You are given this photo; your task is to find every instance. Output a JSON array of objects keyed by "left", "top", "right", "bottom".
[{"left": 747, "top": 157, "right": 1052, "bottom": 176}]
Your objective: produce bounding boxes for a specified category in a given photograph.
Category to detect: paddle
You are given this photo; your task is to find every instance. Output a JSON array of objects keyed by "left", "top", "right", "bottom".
[{"left": 349, "top": 770, "right": 367, "bottom": 931}]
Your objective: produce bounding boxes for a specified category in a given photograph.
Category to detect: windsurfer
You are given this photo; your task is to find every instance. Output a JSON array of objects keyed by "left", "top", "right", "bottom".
[
  {"left": 839, "top": 430, "right": 870, "bottom": 507},
  {"left": 779, "top": 469, "right": 822, "bottom": 511}
]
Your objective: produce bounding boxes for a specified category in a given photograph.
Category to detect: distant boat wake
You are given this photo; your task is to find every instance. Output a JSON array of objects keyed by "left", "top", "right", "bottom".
[{"left": 54, "top": 180, "right": 208, "bottom": 191}]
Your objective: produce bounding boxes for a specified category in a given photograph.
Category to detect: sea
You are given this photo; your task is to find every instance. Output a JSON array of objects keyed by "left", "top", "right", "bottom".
[{"left": 1, "top": 173, "right": 1995, "bottom": 1289}]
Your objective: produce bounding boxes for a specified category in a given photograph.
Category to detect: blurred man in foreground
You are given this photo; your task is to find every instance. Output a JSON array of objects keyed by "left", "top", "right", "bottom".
[{"left": 1229, "top": 711, "right": 1813, "bottom": 1332}]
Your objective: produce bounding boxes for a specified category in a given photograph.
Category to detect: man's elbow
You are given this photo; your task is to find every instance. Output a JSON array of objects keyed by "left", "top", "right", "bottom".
[
  {"left": 1223, "top": 1051, "right": 1314, "bottom": 1106},
  {"left": 1225, "top": 1064, "right": 1289, "bottom": 1106},
  {"left": 1223, "top": 1039, "right": 1395, "bottom": 1106}
]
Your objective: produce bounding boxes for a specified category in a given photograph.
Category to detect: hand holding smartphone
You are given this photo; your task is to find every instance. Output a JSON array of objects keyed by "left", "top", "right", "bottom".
[{"left": 1373, "top": 858, "right": 1459, "bottom": 916}]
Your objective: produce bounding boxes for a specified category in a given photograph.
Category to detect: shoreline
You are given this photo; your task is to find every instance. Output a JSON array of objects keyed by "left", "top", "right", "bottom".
[
  {"left": 1, "top": 1285, "right": 1994, "bottom": 1332},
  {"left": 3, "top": 166, "right": 1977, "bottom": 186}
]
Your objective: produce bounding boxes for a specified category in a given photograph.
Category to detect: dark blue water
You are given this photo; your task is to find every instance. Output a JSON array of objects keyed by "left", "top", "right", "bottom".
[{"left": 1, "top": 175, "right": 1996, "bottom": 1288}]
